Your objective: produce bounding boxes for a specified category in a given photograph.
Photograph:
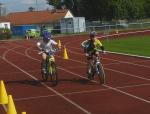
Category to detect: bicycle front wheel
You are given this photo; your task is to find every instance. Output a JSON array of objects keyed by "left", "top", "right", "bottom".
[
  {"left": 87, "top": 62, "right": 95, "bottom": 80},
  {"left": 41, "top": 61, "right": 48, "bottom": 81},
  {"left": 49, "top": 62, "right": 58, "bottom": 86},
  {"left": 96, "top": 63, "right": 106, "bottom": 84}
]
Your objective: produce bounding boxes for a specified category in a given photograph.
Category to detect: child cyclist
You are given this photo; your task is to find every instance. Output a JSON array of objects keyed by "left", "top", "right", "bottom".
[
  {"left": 37, "top": 29, "right": 61, "bottom": 73},
  {"left": 81, "top": 31, "right": 105, "bottom": 79}
]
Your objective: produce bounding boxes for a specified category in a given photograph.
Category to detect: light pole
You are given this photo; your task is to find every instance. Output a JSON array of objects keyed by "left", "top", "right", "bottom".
[
  {"left": 35, "top": 0, "right": 38, "bottom": 11},
  {"left": 0, "top": 3, "right": 2, "bottom": 16}
]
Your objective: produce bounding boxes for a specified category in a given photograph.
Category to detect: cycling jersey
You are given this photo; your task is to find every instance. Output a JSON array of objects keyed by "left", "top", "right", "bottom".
[
  {"left": 37, "top": 39, "right": 57, "bottom": 55},
  {"left": 81, "top": 38, "right": 103, "bottom": 53}
]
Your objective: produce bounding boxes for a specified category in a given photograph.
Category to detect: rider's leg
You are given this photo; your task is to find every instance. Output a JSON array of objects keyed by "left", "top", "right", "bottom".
[
  {"left": 86, "top": 53, "right": 94, "bottom": 79},
  {"left": 42, "top": 53, "right": 47, "bottom": 72},
  {"left": 95, "top": 51, "right": 100, "bottom": 61}
]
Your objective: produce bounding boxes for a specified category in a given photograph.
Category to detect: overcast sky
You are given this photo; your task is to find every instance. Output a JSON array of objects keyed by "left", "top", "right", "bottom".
[{"left": 0, "top": 0, "right": 52, "bottom": 13}]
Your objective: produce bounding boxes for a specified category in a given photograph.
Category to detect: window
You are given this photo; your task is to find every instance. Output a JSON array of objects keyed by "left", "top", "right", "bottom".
[{"left": 4, "top": 24, "right": 8, "bottom": 28}]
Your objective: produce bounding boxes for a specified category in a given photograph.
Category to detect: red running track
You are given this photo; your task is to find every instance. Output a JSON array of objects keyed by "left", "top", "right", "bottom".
[{"left": 0, "top": 32, "right": 150, "bottom": 114}]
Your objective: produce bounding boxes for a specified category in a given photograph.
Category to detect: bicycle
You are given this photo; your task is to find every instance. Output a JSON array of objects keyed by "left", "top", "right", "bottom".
[
  {"left": 40, "top": 49, "right": 58, "bottom": 86},
  {"left": 87, "top": 53, "right": 106, "bottom": 84}
]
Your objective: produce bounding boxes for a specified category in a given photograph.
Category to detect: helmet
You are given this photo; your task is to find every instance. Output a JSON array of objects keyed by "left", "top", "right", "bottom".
[
  {"left": 42, "top": 30, "right": 51, "bottom": 42},
  {"left": 89, "top": 31, "right": 97, "bottom": 38}
]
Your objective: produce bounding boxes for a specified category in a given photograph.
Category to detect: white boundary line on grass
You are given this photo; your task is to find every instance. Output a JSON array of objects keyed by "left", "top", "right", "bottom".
[{"left": 107, "top": 51, "right": 150, "bottom": 59}]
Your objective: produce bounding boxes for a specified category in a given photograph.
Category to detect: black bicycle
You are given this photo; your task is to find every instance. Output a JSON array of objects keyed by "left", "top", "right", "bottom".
[
  {"left": 40, "top": 49, "right": 58, "bottom": 86},
  {"left": 87, "top": 55, "right": 105, "bottom": 84}
]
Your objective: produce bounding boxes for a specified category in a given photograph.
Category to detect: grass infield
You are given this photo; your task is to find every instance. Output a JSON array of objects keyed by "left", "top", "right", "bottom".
[{"left": 103, "top": 35, "right": 150, "bottom": 57}]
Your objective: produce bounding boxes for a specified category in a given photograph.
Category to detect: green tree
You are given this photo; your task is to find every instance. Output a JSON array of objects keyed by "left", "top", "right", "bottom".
[
  {"left": 46, "top": 0, "right": 61, "bottom": 9},
  {"left": 144, "top": 0, "right": 150, "bottom": 18},
  {"left": 46, "top": 0, "right": 147, "bottom": 21}
]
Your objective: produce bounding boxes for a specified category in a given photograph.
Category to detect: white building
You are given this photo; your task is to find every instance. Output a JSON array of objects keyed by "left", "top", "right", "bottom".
[
  {"left": 0, "top": 16, "right": 10, "bottom": 29},
  {"left": 60, "top": 17, "right": 86, "bottom": 34},
  {"left": 0, "top": 22, "right": 10, "bottom": 29}
]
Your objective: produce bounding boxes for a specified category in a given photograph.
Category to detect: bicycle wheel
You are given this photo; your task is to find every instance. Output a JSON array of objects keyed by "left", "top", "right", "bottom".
[
  {"left": 87, "top": 62, "right": 95, "bottom": 80},
  {"left": 96, "top": 63, "right": 106, "bottom": 84},
  {"left": 41, "top": 60, "right": 48, "bottom": 81},
  {"left": 50, "top": 62, "right": 58, "bottom": 85}
]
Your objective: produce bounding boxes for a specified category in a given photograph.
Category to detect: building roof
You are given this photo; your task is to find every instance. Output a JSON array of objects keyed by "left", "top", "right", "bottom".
[
  {"left": 0, "top": 16, "right": 9, "bottom": 22},
  {"left": 7, "top": 9, "right": 73, "bottom": 25}
]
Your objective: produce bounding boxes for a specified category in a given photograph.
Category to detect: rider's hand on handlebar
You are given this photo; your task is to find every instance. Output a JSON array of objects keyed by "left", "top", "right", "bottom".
[
  {"left": 102, "top": 50, "right": 106, "bottom": 54},
  {"left": 85, "top": 53, "right": 89, "bottom": 56}
]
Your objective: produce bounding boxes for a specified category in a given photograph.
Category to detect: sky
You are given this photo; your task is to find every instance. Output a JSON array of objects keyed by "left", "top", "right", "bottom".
[{"left": 0, "top": 0, "right": 53, "bottom": 13}]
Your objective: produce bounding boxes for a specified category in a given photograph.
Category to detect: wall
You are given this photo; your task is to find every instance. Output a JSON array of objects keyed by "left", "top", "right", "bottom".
[{"left": 0, "top": 22, "right": 10, "bottom": 29}]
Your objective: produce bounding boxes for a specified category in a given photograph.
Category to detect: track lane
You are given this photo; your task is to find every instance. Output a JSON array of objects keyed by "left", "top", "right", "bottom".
[
  {"left": 0, "top": 42, "right": 92, "bottom": 114},
  {"left": 1, "top": 38, "right": 150, "bottom": 112}
]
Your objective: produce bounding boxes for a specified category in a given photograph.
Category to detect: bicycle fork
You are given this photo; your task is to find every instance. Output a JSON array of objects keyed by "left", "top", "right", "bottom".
[{"left": 95, "top": 60, "right": 100, "bottom": 74}]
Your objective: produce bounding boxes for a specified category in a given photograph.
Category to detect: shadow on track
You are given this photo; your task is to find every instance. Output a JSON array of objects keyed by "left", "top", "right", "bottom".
[{"left": 5, "top": 80, "right": 42, "bottom": 86}]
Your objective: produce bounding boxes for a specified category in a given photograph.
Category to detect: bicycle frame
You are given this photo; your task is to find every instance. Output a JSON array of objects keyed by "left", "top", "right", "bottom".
[
  {"left": 87, "top": 54, "right": 105, "bottom": 84},
  {"left": 46, "top": 55, "right": 55, "bottom": 75},
  {"left": 41, "top": 50, "right": 58, "bottom": 85}
]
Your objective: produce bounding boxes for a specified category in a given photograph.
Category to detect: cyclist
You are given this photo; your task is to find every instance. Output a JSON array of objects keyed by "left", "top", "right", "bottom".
[
  {"left": 81, "top": 31, "right": 105, "bottom": 79},
  {"left": 37, "top": 29, "right": 60, "bottom": 73}
]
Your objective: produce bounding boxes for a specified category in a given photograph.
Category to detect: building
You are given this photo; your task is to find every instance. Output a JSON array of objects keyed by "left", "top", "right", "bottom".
[
  {"left": 60, "top": 17, "right": 86, "bottom": 34},
  {"left": 0, "top": 16, "right": 10, "bottom": 29},
  {"left": 7, "top": 9, "right": 74, "bottom": 36},
  {"left": 6, "top": 9, "right": 86, "bottom": 36}
]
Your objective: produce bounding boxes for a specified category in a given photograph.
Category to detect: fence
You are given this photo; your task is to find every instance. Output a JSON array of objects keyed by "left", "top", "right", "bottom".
[
  {"left": 50, "top": 21, "right": 150, "bottom": 36},
  {"left": 11, "top": 21, "right": 150, "bottom": 38}
]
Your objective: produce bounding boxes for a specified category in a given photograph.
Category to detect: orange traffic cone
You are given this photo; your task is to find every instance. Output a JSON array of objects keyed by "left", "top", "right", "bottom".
[
  {"left": 0, "top": 80, "right": 8, "bottom": 104},
  {"left": 7, "top": 95, "right": 17, "bottom": 114},
  {"left": 63, "top": 47, "right": 69, "bottom": 59}
]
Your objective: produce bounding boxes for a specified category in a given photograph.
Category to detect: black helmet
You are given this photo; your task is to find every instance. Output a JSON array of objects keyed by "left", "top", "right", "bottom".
[{"left": 89, "top": 31, "right": 97, "bottom": 37}]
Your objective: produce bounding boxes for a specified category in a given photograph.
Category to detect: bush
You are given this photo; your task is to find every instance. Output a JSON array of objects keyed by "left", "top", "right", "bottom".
[{"left": 0, "top": 28, "right": 11, "bottom": 40}]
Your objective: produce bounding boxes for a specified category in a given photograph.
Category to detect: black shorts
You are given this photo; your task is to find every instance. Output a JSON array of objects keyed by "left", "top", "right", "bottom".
[{"left": 87, "top": 50, "right": 96, "bottom": 60}]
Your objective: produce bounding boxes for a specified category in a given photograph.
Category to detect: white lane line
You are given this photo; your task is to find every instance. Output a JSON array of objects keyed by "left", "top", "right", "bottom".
[
  {"left": 67, "top": 48, "right": 150, "bottom": 69},
  {"left": 2, "top": 48, "right": 92, "bottom": 114},
  {"left": 3, "top": 42, "right": 150, "bottom": 112},
  {"left": 26, "top": 43, "right": 150, "bottom": 103},
  {"left": 15, "top": 83, "right": 150, "bottom": 102},
  {"left": 26, "top": 47, "right": 150, "bottom": 104},
  {"left": 0, "top": 70, "right": 40, "bottom": 75},
  {"left": 58, "top": 67, "right": 150, "bottom": 104},
  {"left": 6, "top": 45, "right": 150, "bottom": 83}
]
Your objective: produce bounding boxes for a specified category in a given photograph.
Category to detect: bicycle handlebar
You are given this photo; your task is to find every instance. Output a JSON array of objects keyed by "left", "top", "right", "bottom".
[{"left": 38, "top": 48, "right": 60, "bottom": 55}]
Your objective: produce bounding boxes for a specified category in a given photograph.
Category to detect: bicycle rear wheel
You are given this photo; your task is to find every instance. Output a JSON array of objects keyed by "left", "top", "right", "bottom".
[
  {"left": 96, "top": 63, "right": 105, "bottom": 84},
  {"left": 50, "top": 62, "right": 58, "bottom": 86}
]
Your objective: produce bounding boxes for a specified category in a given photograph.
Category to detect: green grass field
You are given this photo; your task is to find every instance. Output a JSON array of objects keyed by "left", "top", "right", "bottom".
[{"left": 103, "top": 35, "right": 150, "bottom": 57}]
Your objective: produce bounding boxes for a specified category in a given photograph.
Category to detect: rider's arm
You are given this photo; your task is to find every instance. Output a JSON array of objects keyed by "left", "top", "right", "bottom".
[
  {"left": 49, "top": 39, "right": 57, "bottom": 45},
  {"left": 37, "top": 41, "right": 43, "bottom": 50},
  {"left": 95, "top": 39, "right": 105, "bottom": 52},
  {"left": 81, "top": 40, "right": 90, "bottom": 53}
]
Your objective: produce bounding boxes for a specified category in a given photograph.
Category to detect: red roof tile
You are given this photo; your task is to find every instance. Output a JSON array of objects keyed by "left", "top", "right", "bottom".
[
  {"left": 0, "top": 16, "right": 8, "bottom": 22},
  {"left": 7, "top": 9, "right": 69, "bottom": 25}
]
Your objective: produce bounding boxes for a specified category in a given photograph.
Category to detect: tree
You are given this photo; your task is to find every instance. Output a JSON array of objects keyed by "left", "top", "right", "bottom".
[
  {"left": 46, "top": 0, "right": 61, "bottom": 9},
  {"left": 144, "top": 0, "right": 150, "bottom": 18},
  {"left": 45, "top": 0, "right": 148, "bottom": 21}
]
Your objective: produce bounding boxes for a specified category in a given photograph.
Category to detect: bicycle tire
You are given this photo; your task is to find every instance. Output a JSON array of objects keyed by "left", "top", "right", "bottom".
[
  {"left": 50, "top": 62, "right": 58, "bottom": 86},
  {"left": 41, "top": 61, "right": 48, "bottom": 81},
  {"left": 87, "top": 62, "right": 95, "bottom": 80},
  {"left": 96, "top": 63, "right": 106, "bottom": 84}
]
